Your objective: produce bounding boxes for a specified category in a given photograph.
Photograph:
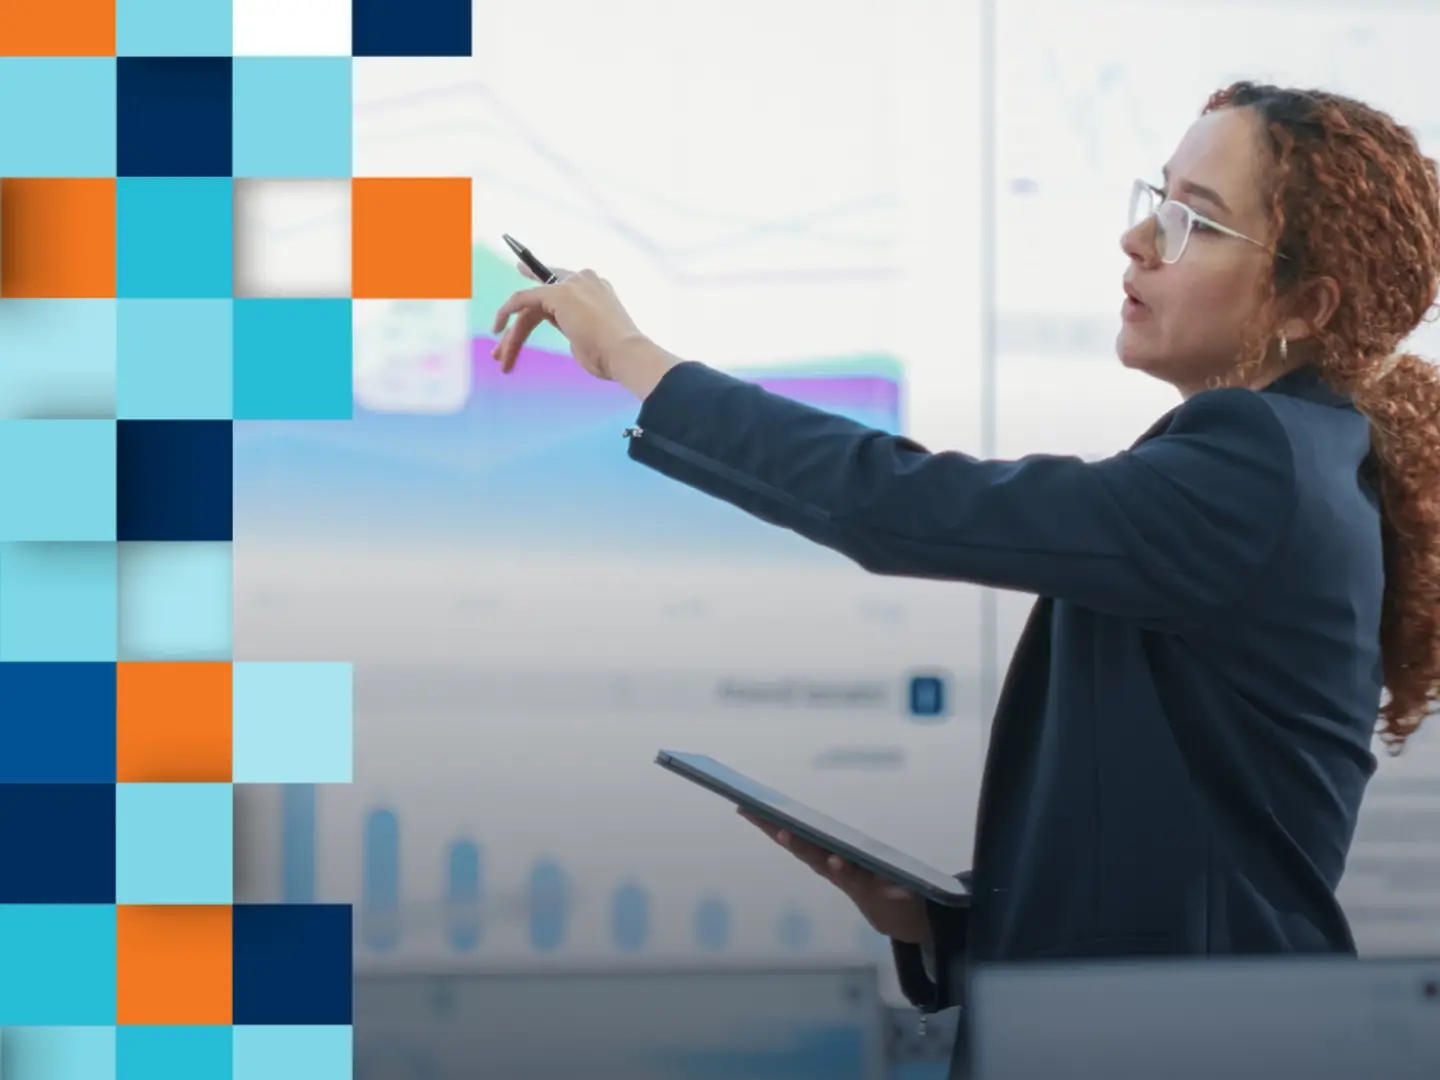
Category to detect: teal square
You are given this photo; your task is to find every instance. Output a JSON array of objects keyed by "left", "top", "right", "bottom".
[
  {"left": 0, "top": 543, "right": 118, "bottom": 662},
  {"left": 233, "top": 58, "right": 352, "bottom": 179},
  {"left": 118, "top": 1026, "right": 232, "bottom": 1080},
  {"left": 0, "top": 300, "right": 116, "bottom": 421},
  {"left": 117, "top": 300, "right": 234, "bottom": 420},
  {"left": 0, "top": 905, "right": 117, "bottom": 1026},
  {"left": 0, "top": 421, "right": 116, "bottom": 542},
  {"left": 3, "top": 1027, "right": 117, "bottom": 1080},
  {"left": 115, "top": 782, "right": 233, "bottom": 905},
  {"left": 0, "top": 59, "right": 116, "bottom": 177},
  {"left": 117, "top": 541, "right": 232, "bottom": 661},
  {"left": 232, "top": 1026, "right": 351, "bottom": 1080},
  {"left": 233, "top": 663, "right": 353, "bottom": 784},
  {"left": 117, "top": 178, "right": 234, "bottom": 299},
  {"left": 117, "top": 0, "right": 233, "bottom": 57},
  {"left": 233, "top": 300, "right": 353, "bottom": 420}
]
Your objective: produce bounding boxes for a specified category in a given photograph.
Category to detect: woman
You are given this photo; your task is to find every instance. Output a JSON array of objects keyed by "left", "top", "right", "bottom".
[{"left": 493, "top": 83, "right": 1440, "bottom": 1074}]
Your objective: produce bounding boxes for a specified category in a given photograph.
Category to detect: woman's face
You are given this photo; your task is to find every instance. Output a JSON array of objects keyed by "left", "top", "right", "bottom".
[{"left": 1117, "top": 107, "right": 1278, "bottom": 395}]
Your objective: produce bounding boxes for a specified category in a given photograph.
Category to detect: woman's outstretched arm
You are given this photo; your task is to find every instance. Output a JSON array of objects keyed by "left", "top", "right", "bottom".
[{"left": 623, "top": 353, "right": 1295, "bottom": 631}]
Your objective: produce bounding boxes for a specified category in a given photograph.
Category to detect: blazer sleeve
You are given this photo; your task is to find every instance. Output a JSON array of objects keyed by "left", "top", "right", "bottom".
[
  {"left": 892, "top": 878, "right": 973, "bottom": 1013},
  {"left": 626, "top": 362, "right": 1298, "bottom": 629}
]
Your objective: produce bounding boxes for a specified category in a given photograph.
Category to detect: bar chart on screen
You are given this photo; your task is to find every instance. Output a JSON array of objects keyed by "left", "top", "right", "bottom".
[
  {"left": 265, "top": 782, "right": 901, "bottom": 970},
  {"left": 224, "top": 665, "right": 977, "bottom": 984}
]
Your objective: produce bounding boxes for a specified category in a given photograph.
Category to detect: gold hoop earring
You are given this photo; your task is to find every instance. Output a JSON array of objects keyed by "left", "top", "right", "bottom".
[{"left": 1279, "top": 334, "right": 1289, "bottom": 361}]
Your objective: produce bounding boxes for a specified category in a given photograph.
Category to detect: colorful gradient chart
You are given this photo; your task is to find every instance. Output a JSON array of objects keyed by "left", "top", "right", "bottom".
[
  {"left": 234, "top": 241, "right": 904, "bottom": 556},
  {"left": 0, "top": 1, "right": 471, "bottom": 1077}
]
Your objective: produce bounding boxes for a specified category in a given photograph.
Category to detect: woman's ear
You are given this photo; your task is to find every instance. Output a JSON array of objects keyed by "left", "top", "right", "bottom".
[{"left": 1281, "top": 276, "right": 1341, "bottom": 342}]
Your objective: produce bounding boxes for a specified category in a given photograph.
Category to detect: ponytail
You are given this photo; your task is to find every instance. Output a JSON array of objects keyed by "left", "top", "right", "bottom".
[
  {"left": 1201, "top": 80, "right": 1440, "bottom": 751},
  {"left": 1351, "top": 353, "right": 1440, "bottom": 752}
]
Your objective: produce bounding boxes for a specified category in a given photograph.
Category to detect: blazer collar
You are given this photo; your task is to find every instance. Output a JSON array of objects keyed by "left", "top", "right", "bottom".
[
  {"left": 1130, "top": 365, "right": 1351, "bottom": 448},
  {"left": 1259, "top": 365, "right": 1353, "bottom": 409}
]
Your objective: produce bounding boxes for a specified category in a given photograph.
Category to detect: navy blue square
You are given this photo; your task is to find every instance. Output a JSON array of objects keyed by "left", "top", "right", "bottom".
[
  {"left": 117, "top": 420, "right": 233, "bottom": 542},
  {"left": 233, "top": 904, "right": 353, "bottom": 1024},
  {"left": 0, "top": 784, "right": 116, "bottom": 903},
  {"left": 908, "top": 674, "right": 948, "bottom": 719},
  {"left": 117, "top": 58, "right": 233, "bottom": 177},
  {"left": 352, "top": 0, "right": 471, "bottom": 57},
  {"left": 0, "top": 663, "right": 116, "bottom": 783}
]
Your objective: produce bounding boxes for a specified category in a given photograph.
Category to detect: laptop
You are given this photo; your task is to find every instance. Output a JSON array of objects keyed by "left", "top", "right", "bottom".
[{"left": 969, "top": 956, "right": 1440, "bottom": 1080}]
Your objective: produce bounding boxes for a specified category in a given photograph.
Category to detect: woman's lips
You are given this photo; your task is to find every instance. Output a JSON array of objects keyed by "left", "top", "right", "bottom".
[{"left": 1122, "top": 281, "right": 1150, "bottom": 320}]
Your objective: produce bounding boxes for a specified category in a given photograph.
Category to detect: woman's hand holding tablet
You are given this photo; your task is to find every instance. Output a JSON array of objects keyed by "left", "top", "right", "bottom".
[
  {"left": 735, "top": 808, "right": 934, "bottom": 946},
  {"left": 655, "top": 749, "right": 970, "bottom": 947}
]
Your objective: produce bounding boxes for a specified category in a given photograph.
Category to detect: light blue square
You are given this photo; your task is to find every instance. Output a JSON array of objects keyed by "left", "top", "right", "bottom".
[
  {"left": 117, "top": 300, "right": 234, "bottom": 420},
  {"left": 0, "top": 300, "right": 116, "bottom": 420},
  {"left": 0, "top": 59, "right": 116, "bottom": 177},
  {"left": 117, "top": 179, "right": 234, "bottom": 300},
  {"left": 233, "top": 663, "right": 353, "bottom": 783},
  {"left": 0, "top": 905, "right": 117, "bottom": 1026},
  {"left": 3, "top": 1027, "right": 117, "bottom": 1080},
  {"left": 117, "top": 0, "right": 233, "bottom": 57},
  {"left": 233, "top": 300, "right": 354, "bottom": 420},
  {"left": 232, "top": 1026, "right": 351, "bottom": 1080},
  {"left": 115, "top": 782, "right": 233, "bottom": 905},
  {"left": 117, "top": 541, "right": 232, "bottom": 661},
  {"left": 233, "top": 58, "right": 352, "bottom": 179},
  {"left": 0, "top": 543, "right": 118, "bottom": 662},
  {"left": 118, "top": 1026, "right": 232, "bottom": 1080},
  {"left": 0, "top": 421, "right": 116, "bottom": 542}
]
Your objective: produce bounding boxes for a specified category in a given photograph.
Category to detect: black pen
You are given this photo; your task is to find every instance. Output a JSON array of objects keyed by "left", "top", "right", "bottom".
[{"left": 502, "top": 233, "right": 558, "bottom": 284}]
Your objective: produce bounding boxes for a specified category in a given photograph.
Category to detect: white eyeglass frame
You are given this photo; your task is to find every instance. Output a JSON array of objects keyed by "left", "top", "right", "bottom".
[{"left": 1129, "top": 179, "right": 1280, "bottom": 265}]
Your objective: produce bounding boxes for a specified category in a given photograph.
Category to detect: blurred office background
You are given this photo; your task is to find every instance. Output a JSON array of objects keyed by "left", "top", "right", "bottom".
[{"left": 229, "top": 1, "right": 1440, "bottom": 1075}]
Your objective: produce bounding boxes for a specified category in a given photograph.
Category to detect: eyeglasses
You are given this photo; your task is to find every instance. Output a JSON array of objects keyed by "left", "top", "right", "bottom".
[{"left": 1128, "top": 179, "right": 1276, "bottom": 265}]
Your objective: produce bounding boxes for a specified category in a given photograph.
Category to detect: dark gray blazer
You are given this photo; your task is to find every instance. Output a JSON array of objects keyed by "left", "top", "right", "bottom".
[{"left": 626, "top": 362, "right": 1382, "bottom": 1073}]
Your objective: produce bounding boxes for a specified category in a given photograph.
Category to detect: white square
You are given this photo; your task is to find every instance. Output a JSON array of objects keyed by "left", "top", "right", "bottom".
[
  {"left": 233, "top": 0, "right": 352, "bottom": 56},
  {"left": 234, "top": 179, "right": 352, "bottom": 299},
  {"left": 353, "top": 299, "right": 473, "bottom": 414},
  {"left": 353, "top": 57, "right": 478, "bottom": 177}
]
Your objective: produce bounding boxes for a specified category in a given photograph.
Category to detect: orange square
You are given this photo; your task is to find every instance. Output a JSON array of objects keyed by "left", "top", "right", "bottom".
[
  {"left": 0, "top": 178, "right": 116, "bottom": 298},
  {"left": 0, "top": 1, "right": 115, "bottom": 56},
  {"left": 352, "top": 177, "right": 472, "bottom": 299},
  {"left": 118, "top": 905, "right": 232, "bottom": 1025},
  {"left": 117, "top": 663, "right": 233, "bottom": 783}
]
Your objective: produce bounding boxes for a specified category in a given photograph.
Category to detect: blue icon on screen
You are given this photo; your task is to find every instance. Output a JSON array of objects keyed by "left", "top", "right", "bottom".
[{"left": 907, "top": 674, "right": 948, "bottom": 720}]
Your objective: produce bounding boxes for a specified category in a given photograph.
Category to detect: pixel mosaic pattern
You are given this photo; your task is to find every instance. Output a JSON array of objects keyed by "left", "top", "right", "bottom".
[{"left": 0, "top": 1, "right": 473, "bottom": 1076}]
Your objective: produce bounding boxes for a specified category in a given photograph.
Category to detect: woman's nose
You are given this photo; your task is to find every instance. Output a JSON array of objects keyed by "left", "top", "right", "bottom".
[{"left": 1120, "top": 217, "right": 1159, "bottom": 267}]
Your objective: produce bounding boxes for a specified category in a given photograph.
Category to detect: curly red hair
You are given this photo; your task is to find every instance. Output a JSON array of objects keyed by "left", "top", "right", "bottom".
[{"left": 1204, "top": 82, "right": 1440, "bottom": 753}]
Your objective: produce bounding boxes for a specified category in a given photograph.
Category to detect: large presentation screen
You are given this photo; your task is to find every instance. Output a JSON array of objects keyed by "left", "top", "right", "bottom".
[
  {"left": 233, "top": 0, "right": 988, "bottom": 976},
  {"left": 232, "top": 0, "right": 1440, "bottom": 972}
]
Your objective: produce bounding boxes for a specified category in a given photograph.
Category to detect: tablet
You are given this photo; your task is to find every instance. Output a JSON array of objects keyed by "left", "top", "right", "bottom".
[{"left": 655, "top": 749, "right": 970, "bottom": 907}]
